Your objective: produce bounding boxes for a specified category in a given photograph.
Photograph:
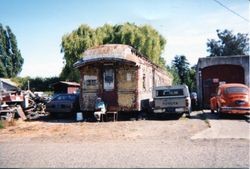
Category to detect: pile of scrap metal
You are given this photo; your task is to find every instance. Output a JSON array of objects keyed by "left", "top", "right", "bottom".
[{"left": 0, "top": 80, "right": 48, "bottom": 121}]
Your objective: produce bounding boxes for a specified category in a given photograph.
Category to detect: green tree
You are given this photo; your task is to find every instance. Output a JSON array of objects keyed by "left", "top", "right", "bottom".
[
  {"left": 207, "top": 29, "right": 249, "bottom": 56},
  {"left": 61, "top": 23, "right": 167, "bottom": 81},
  {"left": 60, "top": 24, "right": 97, "bottom": 81},
  {"left": 166, "top": 65, "right": 180, "bottom": 85},
  {"left": 0, "top": 24, "right": 23, "bottom": 78},
  {"left": 170, "top": 56, "right": 197, "bottom": 92},
  {"left": 12, "top": 76, "right": 62, "bottom": 91},
  {"left": 186, "top": 65, "right": 197, "bottom": 92},
  {"left": 171, "top": 55, "right": 189, "bottom": 84}
]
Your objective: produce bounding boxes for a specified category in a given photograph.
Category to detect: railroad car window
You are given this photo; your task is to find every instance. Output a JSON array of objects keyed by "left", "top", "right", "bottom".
[
  {"left": 86, "top": 80, "right": 97, "bottom": 86},
  {"left": 126, "top": 73, "right": 132, "bottom": 81},
  {"left": 103, "top": 68, "right": 114, "bottom": 90},
  {"left": 225, "top": 87, "right": 248, "bottom": 94},
  {"left": 143, "top": 74, "right": 146, "bottom": 89},
  {"left": 84, "top": 75, "right": 98, "bottom": 87}
]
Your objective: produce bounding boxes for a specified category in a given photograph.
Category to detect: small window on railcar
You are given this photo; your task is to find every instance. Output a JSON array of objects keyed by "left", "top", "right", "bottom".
[{"left": 143, "top": 74, "right": 146, "bottom": 89}]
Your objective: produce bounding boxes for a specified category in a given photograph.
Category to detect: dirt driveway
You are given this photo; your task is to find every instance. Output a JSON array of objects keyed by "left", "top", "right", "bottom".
[
  {"left": 0, "top": 113, "right": 205, "bottom": 143},
  {"left": 0, "top": 111, "right": 249, "bottom": 168}
]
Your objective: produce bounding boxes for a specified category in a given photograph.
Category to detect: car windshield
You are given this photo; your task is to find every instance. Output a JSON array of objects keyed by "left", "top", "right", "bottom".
[
  {"left": 225, "top": 87, "right": 248, "bottom": 94},
  {"left": 53, "top": 94, "right": 77, "bottom": 101},
  {"left": 157, "top": 89, "right": 184, "bottom": 97}
]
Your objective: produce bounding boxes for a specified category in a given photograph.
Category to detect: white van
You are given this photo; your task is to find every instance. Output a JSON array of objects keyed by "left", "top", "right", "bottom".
[{"left": 153, "top": 85, "right": 191, "bottom": 116}]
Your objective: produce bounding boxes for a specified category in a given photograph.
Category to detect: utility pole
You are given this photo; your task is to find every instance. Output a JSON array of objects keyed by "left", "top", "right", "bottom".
[{"left": 27, "top": 80, "right": 30, "bottom": 91}]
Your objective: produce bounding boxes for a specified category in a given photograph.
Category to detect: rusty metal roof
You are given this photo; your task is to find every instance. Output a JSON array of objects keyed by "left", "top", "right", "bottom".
[
  {"left": 74, "top": 44, "right": 144, "bottom": 68},
  {"left": 52, "top": 81, "right": 80, "bottom": 87},
  {"left": 0, "top": 78, "right": 18, "bottom": 88}
]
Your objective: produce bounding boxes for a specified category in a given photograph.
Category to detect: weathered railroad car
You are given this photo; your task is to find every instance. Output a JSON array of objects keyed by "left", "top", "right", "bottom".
[{"left": 74, "top": 44, "right": 172, "bottom": 115}]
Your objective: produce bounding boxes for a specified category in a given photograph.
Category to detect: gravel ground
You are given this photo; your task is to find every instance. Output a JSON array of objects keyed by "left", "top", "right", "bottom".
[{"left": 0, "top": 111, "right": 249, "bottom": 168}]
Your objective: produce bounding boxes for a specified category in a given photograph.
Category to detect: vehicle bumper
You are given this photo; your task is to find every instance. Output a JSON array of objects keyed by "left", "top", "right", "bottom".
[
  {"left": 153, "top": 107, "right": 189, "bottom": 113},
  {"left": 220, "top": 106, "right": 250, "bottom": 114}
]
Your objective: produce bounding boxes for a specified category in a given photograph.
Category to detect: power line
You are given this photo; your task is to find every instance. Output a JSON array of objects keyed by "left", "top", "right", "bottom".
[{"left": 213, "top": 0, "right": 249, "bottom": 22}]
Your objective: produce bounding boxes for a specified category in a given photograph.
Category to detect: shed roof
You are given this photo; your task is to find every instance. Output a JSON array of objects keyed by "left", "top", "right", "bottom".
[
  {"left": 0, "top": 78, "right": 18, "bottom": 88},
  {"left": 0, "top": 78, "right": 19, "bottom": 91},
  {"left": 197, "top": 55, "right": 249, "bottom": 69},
  {"left": 52, "top": 81, "right": 80, "bottom": 87}
]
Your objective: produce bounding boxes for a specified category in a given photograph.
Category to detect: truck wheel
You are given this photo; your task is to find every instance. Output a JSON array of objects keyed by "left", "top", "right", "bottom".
[
  {"left": 217, "top": 107, "right": 224, "bottom": 118},
  {"left": 137, "top": 111, "right": 146, "bottom": 121},
  {"left": 49, "top": 112, "right": 57, "bottom": 119},
  {"left": 216, "top": 106, "right": 220, "bottom": 113},
  {"left": 185, "top": 109, "right": 191, "bottom": 118}
]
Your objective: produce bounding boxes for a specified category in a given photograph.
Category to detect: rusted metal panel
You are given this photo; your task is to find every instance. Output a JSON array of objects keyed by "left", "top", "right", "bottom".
[
  {"left": 2, "top": 94, "right": 24, "bottom": 103},
  {"left": 116, "top": 65, "right": 137, "bottom": 110},
  {"left": 118, "top": 92, "right": 136, "bottom": 110},
  {"left": 117, "top": 66, "right": 137, "bottom": 91},
  {"left": 80, "top": 65, "right": 100, "bottom": 111},
  {"left": 82, "top": 92, "right": 98, "bottom": 110}
]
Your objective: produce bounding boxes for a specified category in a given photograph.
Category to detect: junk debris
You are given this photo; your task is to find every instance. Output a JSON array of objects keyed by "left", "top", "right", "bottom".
[{"left": 0, "top": 89, "right": 48, "bottom": 121}]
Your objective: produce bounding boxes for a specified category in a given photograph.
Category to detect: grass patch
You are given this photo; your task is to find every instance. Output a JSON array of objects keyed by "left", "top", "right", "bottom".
[
  {"left": 0, "top": 119, "right": 16, "bottom": 129},
  {"left": 0, "top": 120, "right": 4, "bottom": 129}
]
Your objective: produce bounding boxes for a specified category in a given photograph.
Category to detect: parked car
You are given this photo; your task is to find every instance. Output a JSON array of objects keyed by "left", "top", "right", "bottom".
[
  {"left": 46, "top": 93, "right": 80, "bottom": 117},
  {"left": 153, "top": 85, "right": 191, "bottom": 117},
  {"left": 210, "top": 83, "right": 250, "bottom": 115}
]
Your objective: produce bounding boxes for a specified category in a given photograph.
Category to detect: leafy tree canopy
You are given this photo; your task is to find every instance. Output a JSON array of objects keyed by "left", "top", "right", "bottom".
[
  {"left": 0, "top": 24, "right": 24, "bottom": 78},
  {"left": 61, "top": 23, "right": 167, "bottom": 81},
  {"left": 207, "top": 29, "right": 249, "bottom": 57}
]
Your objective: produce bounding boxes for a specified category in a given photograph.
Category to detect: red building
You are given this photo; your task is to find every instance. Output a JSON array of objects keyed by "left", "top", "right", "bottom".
[
  {"left": 196, "top": 55, "right": 249, "bottom": 108},
  {"left": 52, "top": 81, "right": 80, "bottom": 94}
]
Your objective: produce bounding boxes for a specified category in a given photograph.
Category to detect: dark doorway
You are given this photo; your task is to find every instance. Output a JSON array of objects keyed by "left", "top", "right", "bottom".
[
  {"left": 102, "top": 67, "right": 118, "bottom": 109},
  {"left": 202, "top": 64, "right": 244, "bottom": 108}
]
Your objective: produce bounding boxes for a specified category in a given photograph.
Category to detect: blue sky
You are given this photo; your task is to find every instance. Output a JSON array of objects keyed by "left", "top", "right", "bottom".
[{"left": 0, "top": 0, "right": 249, "bottom": 77}]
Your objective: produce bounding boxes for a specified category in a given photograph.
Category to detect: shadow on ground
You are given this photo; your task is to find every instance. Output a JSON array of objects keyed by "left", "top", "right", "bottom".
[
  {"left": 202, "top": 110, "right": 249, "bottom": 122},
  {"left": 30, "top": 112, "right": 186, "bottom": 123},
  {"left": 27, "top": 110, "right": 250, "bottom": 124}
]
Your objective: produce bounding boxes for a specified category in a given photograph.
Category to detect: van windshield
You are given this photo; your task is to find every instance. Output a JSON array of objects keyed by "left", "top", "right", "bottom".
[{"left": 157, "top": 89, "right": 184, "bottom": 97}]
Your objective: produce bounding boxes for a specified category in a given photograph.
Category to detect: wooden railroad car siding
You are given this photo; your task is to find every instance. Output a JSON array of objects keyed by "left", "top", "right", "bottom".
[{"left": 74, "top": 44, "right": 172, "bottom": 112}]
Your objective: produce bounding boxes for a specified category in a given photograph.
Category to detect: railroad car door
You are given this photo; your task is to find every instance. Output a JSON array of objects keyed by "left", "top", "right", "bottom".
[{"left": 102, "top": 67, "right": 118, "bottom": 109}]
